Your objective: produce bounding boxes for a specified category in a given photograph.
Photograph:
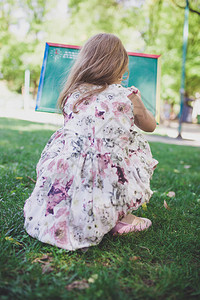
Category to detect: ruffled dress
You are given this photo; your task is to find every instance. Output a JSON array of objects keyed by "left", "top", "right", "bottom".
[{"left": 24, "top": 84, "right": 158, "bottom": 250}]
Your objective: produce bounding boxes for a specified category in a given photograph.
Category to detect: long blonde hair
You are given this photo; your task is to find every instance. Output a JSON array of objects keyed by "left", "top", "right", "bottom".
[{"left": 57, "top": 33, "right": 129, "bottom": 114}]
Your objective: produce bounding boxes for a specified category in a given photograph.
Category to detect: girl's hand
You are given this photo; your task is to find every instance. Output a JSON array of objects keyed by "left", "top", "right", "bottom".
[
  {"left": 128, "top": 85, "right": 141, "bottom": 97},
  {"left": 128, "top": 86, "right": 157, "bottom": 132}
]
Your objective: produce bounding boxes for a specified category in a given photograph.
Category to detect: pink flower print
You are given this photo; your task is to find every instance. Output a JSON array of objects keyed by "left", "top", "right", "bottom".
[
  {"left": 55, "top": 208, "right": 69, "bottom": 219},
  {"left": 130, "top": 116, "right": 134, "bottom": 126},
  {"left": 89, "top": 95, "right": 97, "bottom": 104},
  {"left": 45, "top": 178, "right": 73, "bottom": 215},
  {"left": 95, "top": 107, "right": 105, "bottom": 119},
  {"left": 56, "top": 159, "right": 69, "bottom": 173},
  {"left": 121, "top": 136, "right": 129, "bottom": 141},
  {"left": 46, "top": 195, "right": 64, "bottom": 216},
  {"left": 112, "top": 165, "right": 128, "bottom": 185},
  {"left": 81, "top": 95, "right": 97, "bottom": 106},
  {"left": 64, "top": 112, "right": 74, "bottom": 124},
  {"left": 78, "top": 102, "right": 88, "bottom": 112},
  {"left": 49, "top": 221, "right": 68, "bottom": 245},
  {"left": 91, "top": 168, "right": 97, "bottom": 186},
  {"left": 96, "top": 138, "right": 103, "bottom": 152},
  {"left": 63, "top": 95, "right": 70, "bottom": 107},
  {"left": 92, "top": 126, "right": 95, "bottom": 144},
  {"left": 116, "top": 166, "right": 128, "bottom": 184},
  {"left": 69, "top": 103, "right": 73, "bottom": 111},
  {"left": 137, "top": 147, "right": 143, "bottom": 153},
  {"left": 127, "top": 199, "right": 137, "bottom": 209},
  {"left": 54, "top": 131, "right": 63, "bottom": 140},
  {"left": 77, "top": 95, "right": 97, "bottom": 112},
  {"left": 47, "top": 160, "right": 56, "bottom": 172},
  {"left": 112, "top": 102, "right": 131, "bottom": 117},
  {"left": 100, "top": 102, "right": 109, "bottom": 112},
  {"left": 120, "top": 136, "right": 129, "bottom": 147},
  {"left": 65, "top": 178, "right": 74, "bottom": 193},
  {"left": 97, "top": 153, "right": 111, "bottom": 177}
]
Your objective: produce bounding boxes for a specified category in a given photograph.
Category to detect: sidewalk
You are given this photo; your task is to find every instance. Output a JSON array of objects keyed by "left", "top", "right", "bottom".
[
  {"left": 0, "top": 107, "right": 199, "bottom": 147},
  {"left": 145, "top": 121, "right": 200, "bottom": 147},
  {"left": 144, "top": 133, "right": 200, "bottom": 147}
]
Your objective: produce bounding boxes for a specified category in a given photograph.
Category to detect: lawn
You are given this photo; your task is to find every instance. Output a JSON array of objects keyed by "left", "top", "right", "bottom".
[{"left": 0, "top": 117, "right": 200, "bottom": 300}]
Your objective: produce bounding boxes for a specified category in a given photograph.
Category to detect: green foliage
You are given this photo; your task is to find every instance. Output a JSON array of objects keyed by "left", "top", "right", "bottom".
[
  {"left": 0, "top": 0, "right": 200, "bottom": 101},
  {"left": 1, "top": 41, "right": 25, "bottom": 93},
  {"left": 185, "top": 10, "right": 200, "bottom": 95},
  {"left": 0, "top": 0, "right": 53, "bottom": 94},
  {"left": 0, "top": 118, "right": 200, "bottom": 299},
  {"left": 66, "top": 0, "right": 200, "bottom": 103},
  {"left": 140, "top": 0, "right": 200, "bottom": 103}
]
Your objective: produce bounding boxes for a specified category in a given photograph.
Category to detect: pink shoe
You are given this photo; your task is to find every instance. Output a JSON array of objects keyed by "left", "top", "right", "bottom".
[{"left": 110, "top": 218, "right": 152, "bottom": 235}]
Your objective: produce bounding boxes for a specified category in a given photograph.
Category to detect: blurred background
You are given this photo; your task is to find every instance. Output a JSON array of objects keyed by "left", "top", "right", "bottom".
[{"left": 0, "top": 0, "right": 200, "bottom": 132}]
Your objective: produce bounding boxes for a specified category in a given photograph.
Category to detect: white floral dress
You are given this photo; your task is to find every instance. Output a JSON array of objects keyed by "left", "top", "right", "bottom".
[{"left": 24, "top": 84, "right": 158, "bottom": 251}]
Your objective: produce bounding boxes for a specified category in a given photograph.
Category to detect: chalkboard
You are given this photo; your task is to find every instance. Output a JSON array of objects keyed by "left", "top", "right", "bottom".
[{"left": 36, "top": 42, "right": 161, "bottom": 122}]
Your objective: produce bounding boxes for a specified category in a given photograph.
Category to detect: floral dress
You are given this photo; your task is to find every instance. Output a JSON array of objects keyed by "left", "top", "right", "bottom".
[{"left": 24, "top": 84, "right": 158, "bottom": 251}]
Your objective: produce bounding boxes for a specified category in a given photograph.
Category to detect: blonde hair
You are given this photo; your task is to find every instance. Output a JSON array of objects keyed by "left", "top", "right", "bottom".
[{"left": 57, "top": 33, "right": 129, "bottom": 114}]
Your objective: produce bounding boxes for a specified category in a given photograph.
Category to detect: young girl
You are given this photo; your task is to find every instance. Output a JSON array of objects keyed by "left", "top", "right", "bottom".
[{"left": 24, "top": 33, "right": 158, "bottom": 251}]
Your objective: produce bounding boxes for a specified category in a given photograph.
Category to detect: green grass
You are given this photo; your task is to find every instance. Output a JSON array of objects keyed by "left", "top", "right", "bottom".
[{"left": 0, "top": 117, "right": 200, "bottom": 300}]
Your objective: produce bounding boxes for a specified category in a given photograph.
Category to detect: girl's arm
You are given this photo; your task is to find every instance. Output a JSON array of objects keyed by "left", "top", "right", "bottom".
[{"left": 128, "top": 88, "right": 157, "bottom": 132}]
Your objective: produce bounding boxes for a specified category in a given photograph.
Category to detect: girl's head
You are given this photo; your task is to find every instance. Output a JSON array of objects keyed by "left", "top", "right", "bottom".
[{"left": 58, "top": 33, "right": 129, "bottom": 113}]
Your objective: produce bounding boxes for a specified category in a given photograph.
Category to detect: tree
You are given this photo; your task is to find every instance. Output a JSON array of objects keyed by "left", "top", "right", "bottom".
[
  {"left": 137, "top": 0, "right": 200, "bottom": 103},
  {"left": 0, "top": 0, "right": 199, "bottom": 104},
  {"left": 0, "top": 0, "right": 54, "bottom": 95},
  {"left": 67, "top": 0, "right": 200, "bottom": 104},
  {"left": 172, "top": 0, "right": 200, "bottom": 15}
]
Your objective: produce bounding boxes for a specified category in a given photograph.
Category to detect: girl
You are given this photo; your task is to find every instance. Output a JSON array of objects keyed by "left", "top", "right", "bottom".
[{"left": 24, "top": 33, "right": 158, "bottom": 251}]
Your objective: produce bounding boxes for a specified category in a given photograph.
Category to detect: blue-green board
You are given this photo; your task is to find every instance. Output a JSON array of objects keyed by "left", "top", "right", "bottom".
[{"left": 36, "top": 42, "right": 161, "bottom": 121}]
